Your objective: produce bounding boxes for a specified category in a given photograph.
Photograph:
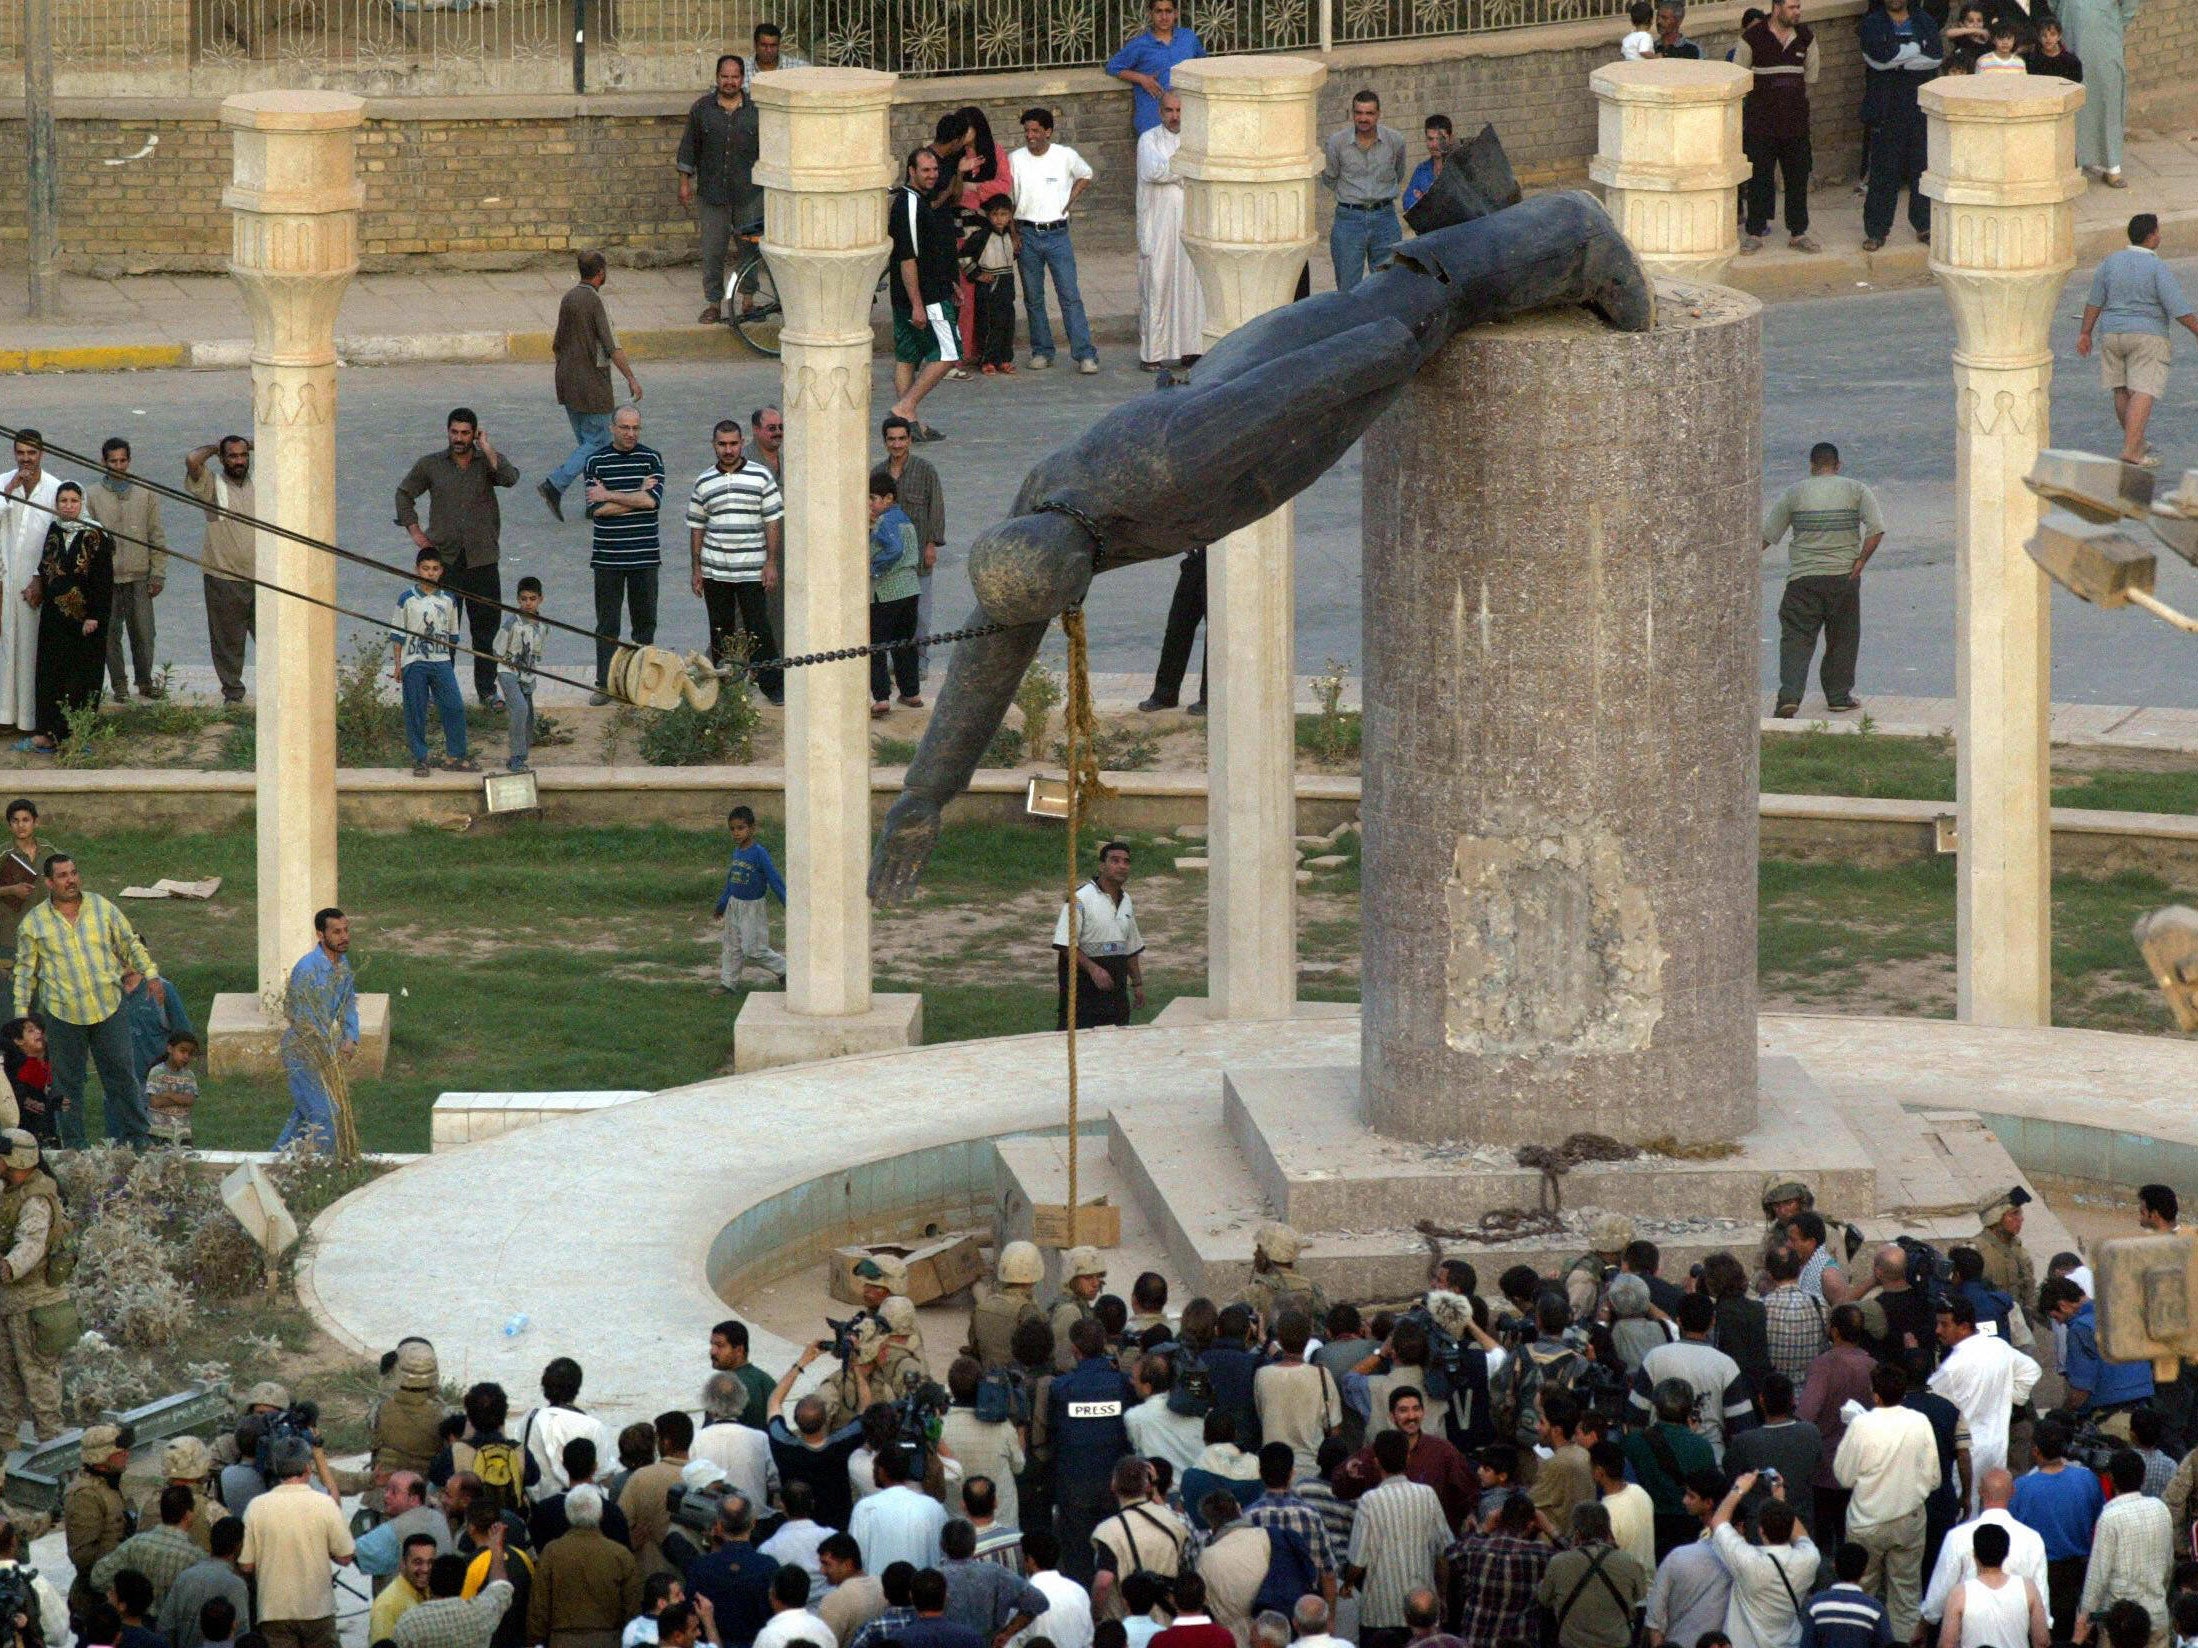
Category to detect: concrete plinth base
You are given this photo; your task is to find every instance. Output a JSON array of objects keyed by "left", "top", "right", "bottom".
[
  {"left": 732, "top": 992, "right": 923, "bottom": 1072},
  {"left": 206, "top": 991, "right": 391, "bottom": 1078},
  {"left": 1150, "top": 997, "right": 1359, "bottom": 1028}
]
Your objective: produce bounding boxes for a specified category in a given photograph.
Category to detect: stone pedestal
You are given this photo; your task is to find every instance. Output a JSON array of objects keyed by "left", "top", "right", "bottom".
[
  {"left": 1589, "top": 60, "right": 1751, "bottom": 283},
  {"left": 206, "top": 989, "right": 391, "bottom": 1078},
  {"left": 211, "top": 91, "right": 373, "bottom": 1072},
  {"left": 1921, "top": 77, "right": 2085, "bottom": 1027},
  {"left": 1175, "top": 56, "right": 1325, "bottom": 1023},
  {"left": 736, "top": 68, "right": 920, "bottom": 1069},
  {"left": 1359, "top": 285, "right": 1762, "bottom": 1145}
]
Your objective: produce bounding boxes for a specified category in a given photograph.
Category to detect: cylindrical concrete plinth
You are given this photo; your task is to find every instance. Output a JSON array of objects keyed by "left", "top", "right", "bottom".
[{"left": 1360, "top": 283, "right": 1762, "bottom": 1146}]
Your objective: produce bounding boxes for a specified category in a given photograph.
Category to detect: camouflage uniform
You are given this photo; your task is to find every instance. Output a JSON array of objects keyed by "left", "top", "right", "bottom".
[
  {"left": 1236, "top": 1223, "right": 1328, "bottom": 1328},
  {"left": 968, "top": 1241, "right": 1046, "bottom": 1370},
  {"left": 1976, "top": 1192, "right": 2038, "bottom": 1310},
  {"left": 65, "top": 1428, "right": 132, "bottom": 1621},
  {"left": 0, "top": 1134, "right": 73, "bottom": 1442}
]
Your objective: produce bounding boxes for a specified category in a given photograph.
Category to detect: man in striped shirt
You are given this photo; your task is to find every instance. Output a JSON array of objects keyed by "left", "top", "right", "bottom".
[
  {"left": 1344, "top": 1430, "right": 1450, "bottom": 1648},
  {"left": 1761, "top": 442, "right": 1885, "bottom": 719},
  {"left": 13, "top": 852, "right": 159, "bottom": 1147},
  {"left": 583, "top": 408, "right": 667, "bottom": 702},
  {"left": 686, "top": 420, "right": 785, "bottom": 705}
]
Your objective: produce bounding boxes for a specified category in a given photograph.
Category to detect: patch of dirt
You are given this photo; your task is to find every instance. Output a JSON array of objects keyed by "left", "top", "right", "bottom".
[{"left": 1759, "top": 952, "right": 1955, "bottom": 1017}]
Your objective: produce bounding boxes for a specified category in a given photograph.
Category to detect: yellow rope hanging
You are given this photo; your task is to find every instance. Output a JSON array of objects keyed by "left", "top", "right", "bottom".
[{"left": 1059, "top": 607, "right": 1116, "bottom": 1250}]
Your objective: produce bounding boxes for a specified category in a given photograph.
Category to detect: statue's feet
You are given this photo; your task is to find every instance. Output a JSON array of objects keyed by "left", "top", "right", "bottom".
[
  {"left": 869, "top": 793, "right": 943, "bottom": 903},
  {"left": 1403, "top": 123, "right": 1523, "bottom": 234},
  {"left": 1571, "top": 192, "right": 1656, "bottom": 334}
]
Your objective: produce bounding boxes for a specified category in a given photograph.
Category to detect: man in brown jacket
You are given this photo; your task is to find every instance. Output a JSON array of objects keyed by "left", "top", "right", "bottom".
[
  {"left": 528, "top": 1486, "right": 642, "bottom": 1648},
  {"left": 541, "top": 251, "right": 642, "bottom": 522},
  {"left": 87, "top": 438, "right": 166, "bottom": 701}
]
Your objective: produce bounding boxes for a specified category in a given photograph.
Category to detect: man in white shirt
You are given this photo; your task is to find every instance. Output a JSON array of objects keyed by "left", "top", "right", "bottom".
[
  {"left": 1124, "top": 1354, "right": 1207, "bottom": 1474},
  {"left": 1008, "top": 107, "right": 1100, "bottom": 373},
  {"left": 1919, "top": 1468, "right": 2049, "bottom": 1629},
  {"left": 1592, "top": 1441, "right": 1657, "bottom": 1577},
  {"left": 1053, "top": 841, "right": 1144, "bottom": 1029},
  {"left": 757, "top": 1481, "right": 831, "bottom": 1597},
  {"left": 1134, "top": 91, "right": 1203, "bottom": 370},
  {"left": 695, "top": 1371, "right": 780, "bottom": 1515},
  {"left": 1253, "top": 1313, "right": 1344, "bottom": 1479},
  {"left": 1708, "top": 1472, "right": 1819, "bottom": 1648},
  {"left": 849, "top": 1445, "right": 948, "bottom": 1574},
  {"left": 1014, "top": 1531, "right": 1096, "bottom": 1648},
  {"left": 1928, "top": 1296, "right": 2041, "bottom": 1505},
  {"left": 1832, "top": 1362, "right": 1941, "bottom": 1638},
  {"left": 521, "top": 1357, "right": 613, "bottom": 1500},
  {"left": 753, "top": 1566, "right": 838, "bottom": 1648}
]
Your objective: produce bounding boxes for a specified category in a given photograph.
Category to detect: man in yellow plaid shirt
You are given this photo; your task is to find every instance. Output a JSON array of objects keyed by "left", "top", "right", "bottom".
[{"left": 12, "top": 853, "right": 159, "bottom": 1148}]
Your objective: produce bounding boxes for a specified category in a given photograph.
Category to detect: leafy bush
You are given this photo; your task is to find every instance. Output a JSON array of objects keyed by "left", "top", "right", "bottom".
[
  {"left": 1055, "top": 724, "right": 1159, "bottom": 772},
  {"left": 638, "top": 657, "right": 760, "bottom": 767},
  {"left": 1014, "top": 663, "right": 1062, "bottom": 758},
  {"left": 981, "top": 726, "right": 1026, "bottom": 768}
]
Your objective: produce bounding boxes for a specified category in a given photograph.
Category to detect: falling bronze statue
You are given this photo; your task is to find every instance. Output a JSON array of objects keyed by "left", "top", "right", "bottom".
[{"left": 869, "top": 133, "right": 1655, "bottom": 902}]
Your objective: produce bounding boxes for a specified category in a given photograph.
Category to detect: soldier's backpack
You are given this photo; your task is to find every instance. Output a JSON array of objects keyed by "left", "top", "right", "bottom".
[
  {"left": 974, "top": 1365, "right": 1027, "bottom": 1426},
  {"left": 1491, "top": 1339, "right": 1587, "bottom": 1449},
  {"left": 1159, "top": 1340, "right": 1215, "bottom": 1419}
]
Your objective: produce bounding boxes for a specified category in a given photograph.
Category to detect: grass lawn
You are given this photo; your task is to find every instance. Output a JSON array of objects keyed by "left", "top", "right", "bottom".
[
  {"left": 52, "top": 807, "right": 2193, "bottom": 1156},
  {"left": 1761, "top": 725, "right": 2198, "bottom": 813}
]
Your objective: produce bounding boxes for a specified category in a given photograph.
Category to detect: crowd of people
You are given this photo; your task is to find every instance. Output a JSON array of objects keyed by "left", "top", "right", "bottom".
[{"left": 42, "top": 1180, "right": 2180, "bottom": 1648}]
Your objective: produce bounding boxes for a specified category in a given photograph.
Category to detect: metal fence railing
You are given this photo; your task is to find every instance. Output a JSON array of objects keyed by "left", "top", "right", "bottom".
[{"left": 0, "top": 0, "right": 1626, "bottom": 93}]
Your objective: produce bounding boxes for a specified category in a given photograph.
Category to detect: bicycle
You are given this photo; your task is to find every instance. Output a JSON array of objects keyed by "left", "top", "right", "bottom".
[{"left": 724, "top": 222, "right": 894, "bottom": 359}]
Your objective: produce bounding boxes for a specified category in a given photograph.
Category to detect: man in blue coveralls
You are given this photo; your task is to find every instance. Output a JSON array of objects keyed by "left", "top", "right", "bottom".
[
  {"left": 1048, "top": 1315, "right": 1136, "bottom": 1585},
  {"left": 278, "top": 906, "right": 359, "bottom": 1152}
]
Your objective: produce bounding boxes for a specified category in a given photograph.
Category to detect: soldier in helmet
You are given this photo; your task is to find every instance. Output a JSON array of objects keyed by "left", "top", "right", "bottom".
[
  {"left": 967, "top": 1240, "right": 1046, "bottom": 1370},
  {"left": 65, "top": 1424, "right": 132, "bottom": 1625},
  {"left": 1974, "top": 1186, "right": 2037, "bottom": 1312},
  {"left": 0, "top": 1128, "right": 71, "bottom": 1443},
  {"left": 876, "top": 1295, "right": 930, "bottom": 1392},
  {"left": 155, "top": 1437, "right": 219, "bottom": 1554},
  {"left": 1237, "top": 1222, "right": 1327, "bottom": 1334},
  {"left": 1563, "top": 1213, "right": 1633, "bottom": 1322},
  {"left": 1052, "top": 1247, "right": 1108, "bottom": 1372},
  {"left": 370, "top": 1338, "right": 448, "bottom": 1488}
]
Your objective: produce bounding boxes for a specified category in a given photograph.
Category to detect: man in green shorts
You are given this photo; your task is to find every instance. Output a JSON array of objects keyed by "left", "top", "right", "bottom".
[{"left": 888, "top": 147, "right": 961, "bottom": 443}]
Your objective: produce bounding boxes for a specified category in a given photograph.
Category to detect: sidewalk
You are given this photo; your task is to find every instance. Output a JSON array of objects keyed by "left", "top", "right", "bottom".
[{"left": 8, "top": 127, "right": 2198, "bottom": 373}]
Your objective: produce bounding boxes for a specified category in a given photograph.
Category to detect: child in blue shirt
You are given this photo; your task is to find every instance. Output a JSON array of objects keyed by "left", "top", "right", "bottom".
[
  {"left": 868, "top": 473, "right": 923, "bottom": 716},
  {"left": 713, "top": 804, "right": 787, "bottom": 990},
  {"left": 392, "top": 547, "right": 474, "bottom": 776}
]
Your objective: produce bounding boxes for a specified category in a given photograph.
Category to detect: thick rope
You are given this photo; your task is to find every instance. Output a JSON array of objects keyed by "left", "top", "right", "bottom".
[{"left": 1059, "top": 607, "right": 1116, "bottom": 1249}]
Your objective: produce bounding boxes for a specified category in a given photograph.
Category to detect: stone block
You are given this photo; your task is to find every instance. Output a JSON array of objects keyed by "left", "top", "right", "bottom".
[
  {"left": 206, "top": 991, "right": 391, "bottom": 1078},
  {"left": 429, "top": 1090, "right": 651, "bottom": 1151},
  {"left": 1175, "top": 857, "right": 1209, "bottom": 872},
  {"left": 732, "top": 992, "right": 922, "bottom": 1073},
  {"left": 1305, "top": 854, "right": 1349, "bottom": 869},
  {"left": 2028, "top": 510, "right": 2157, "bottom": 606},
  {"left": 2026, "top": 448, "right": 2156, "bottom": 521}
]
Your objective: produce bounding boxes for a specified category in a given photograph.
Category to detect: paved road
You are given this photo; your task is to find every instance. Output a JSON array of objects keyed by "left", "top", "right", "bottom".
[{"left": 18, "top": 256, "right": 2198, "bottom": 705}]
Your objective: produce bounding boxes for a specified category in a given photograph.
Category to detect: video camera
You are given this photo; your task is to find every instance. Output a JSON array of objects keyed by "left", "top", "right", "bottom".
[
  {"left": 250, "top": 1401, "right": 323, "bottom": 1480},
  {"left": 0, "top": 1563, "right": 41, "bottom": 1648},
  {"left": 890, "top": 1380, "right": 948, "bottom": 1474},
  {"left": 817, "top": 1315, "right": 865, "bottom": 1362}
]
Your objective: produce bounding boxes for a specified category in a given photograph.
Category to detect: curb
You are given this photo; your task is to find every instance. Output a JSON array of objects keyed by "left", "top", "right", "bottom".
[
  {"left": 11, "top": 311, "right": 1145, "bottom": 375},
  {"left": 3, "top": 205, "right": 2184, "bottom": 374}
]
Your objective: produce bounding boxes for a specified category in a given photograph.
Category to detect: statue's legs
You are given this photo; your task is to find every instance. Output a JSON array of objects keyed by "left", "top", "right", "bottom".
[{"left": 1193, "top": 191, "right": 1652, "bottom": 393}]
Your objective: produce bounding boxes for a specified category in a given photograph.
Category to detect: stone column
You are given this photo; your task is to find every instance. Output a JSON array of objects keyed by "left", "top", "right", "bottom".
[
  {"left": 1589, "top": 60, "right": 1751, "bottom": 283},
  {"left": 1921, "top": 77, "right": 2085, "bottom": 1027},
  {"left": 735, "top": 68, "right": 921, "bottom": 1071},
  {"left": 207, "top": 91, "right": 388, "bottom": 1078},
  {"left": 1361, "top": 290, "right": 1763, "bottom": 1146},
  {"left": 1175, "top": 56, "right": 1325, "bottom": 1024}
]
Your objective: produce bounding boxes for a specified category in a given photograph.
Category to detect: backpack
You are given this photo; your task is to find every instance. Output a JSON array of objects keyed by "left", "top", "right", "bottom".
[
  {"left": 454, "top": 1436, "right": 529, "bottom": 1516},
  {"left": 974, "top": 1367, "right": 1024, "bottom": 1426},
  {"left": 253, "top": 1409, "right": 315, "bottom": 1481},
  {"left": 1896, "top": 1236, "right": 1953, "bottom": 1312},
  {"left": 1251, "top": 1523, "right": 1323, "bottom": 1616},
  {"left": 1493, "top": 1342, "right": 1586, "bottom": 1450},
  {"left": 1163, "top": 1342, "right": 1215, "bottom": 1419}
]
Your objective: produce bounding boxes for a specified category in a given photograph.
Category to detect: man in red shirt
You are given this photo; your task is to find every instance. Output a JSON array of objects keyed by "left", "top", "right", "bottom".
[
  {"left": 1336, "top": 1390, "right": 1477, "bottom": 1531},
  {"left": 1149, "top": 1573, "right": 1233, "bottom": 1648}
]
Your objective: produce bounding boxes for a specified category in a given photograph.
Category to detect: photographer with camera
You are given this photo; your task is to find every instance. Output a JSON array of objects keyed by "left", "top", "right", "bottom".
[
  {"left": 767, "top": 1357, "right": 867, "bottom": 1532},
  {"left": 0, "top": 1515, "right": 68, "bottom": 1648},
  {"left": 238, "top": 1434, "right": 357, "bottom": 1648},
  {"left": 821, "top": 1319, "right": 911, "bottom": 1432}
]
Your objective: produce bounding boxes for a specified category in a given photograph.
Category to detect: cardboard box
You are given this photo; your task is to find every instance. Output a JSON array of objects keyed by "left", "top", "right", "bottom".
[
  {"left": 1030, "top": 1198, "right": 1122, "bottom": 1249},
  {"left": 827, "top": 1230, "right": 988, "bottom": 1307}
]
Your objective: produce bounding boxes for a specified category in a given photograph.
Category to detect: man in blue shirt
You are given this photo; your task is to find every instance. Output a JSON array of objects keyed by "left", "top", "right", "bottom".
[
  {"left": 277, "top": 907, "right": 359, "bottom": 1152},
  {"left": 683, "top": 1495, "right": 780, "bottom": 1648},
  {"left": 2040, "top": 1277, "right": 2155, "bottom": 1415},
  {"left": 1403, "top": 115, "right": 1454, "bottom": 213},
  {"left": 1049, "top": 1317, "right": 1136, "bottom": 1584},
  {"left": 2009, "top": 1420, "right": 2102, "bottom": 1643},
  {"left": 1799, "top": 1542, "right": 1894, "bottom": 1648},
  {"left": 2077, "top": 214, "right": 2198, "bottom": 467},
  {"left": 713, "top": 805, "right": 787, "bottom": 992},
  {"left": 582, "top": 406, "right": 666, "bottom": 702},
  {"left": 1104, "top": 0, "right": 1204, "bottom": 136}
]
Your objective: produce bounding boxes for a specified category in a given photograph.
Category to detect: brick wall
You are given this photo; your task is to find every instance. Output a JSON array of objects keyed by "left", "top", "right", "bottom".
[{"left": 0, "top": 0, "right": 2189, "bottom": 275}]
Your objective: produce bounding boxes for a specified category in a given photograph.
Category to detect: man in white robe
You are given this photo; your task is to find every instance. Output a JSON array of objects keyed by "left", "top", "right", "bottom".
[
  {"left": 1928, "top": 1300, "right": 2040, "bottom": 1511},
  {"left": 0, "top": 433, "right": 57, "bottom": 733},
  {"left": 1136, "top": 91, "right": 1205, "bottom": 370}
]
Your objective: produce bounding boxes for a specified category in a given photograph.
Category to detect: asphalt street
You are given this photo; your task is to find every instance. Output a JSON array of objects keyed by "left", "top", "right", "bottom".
[{"left": 13, "top": 256, "right": 2198, "bottom": 706}]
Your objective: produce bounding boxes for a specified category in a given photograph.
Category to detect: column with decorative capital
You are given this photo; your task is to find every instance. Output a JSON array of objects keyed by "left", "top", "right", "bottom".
[
  {"left": 1174, "top": 55, "right": 1325, "bottom": 1024},
  {"left": 208, "top": 91, "right": 390, "bottom": 1077},
  {"left": 735, "top": 68, "right": 922, "bottom": 1070},
  {"left": 1589, "top": 59, "right": 1751, "bottom": 283},
  {"left": 1921, "top": 76, "right": 2085, "bottom": 1026}
]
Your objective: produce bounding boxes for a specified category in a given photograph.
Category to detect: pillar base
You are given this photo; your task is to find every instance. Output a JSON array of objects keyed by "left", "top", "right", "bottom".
[
  {"left": 733, "top": 991, "right": 923, "bottom": 1072},
  {"left": 1151, "top": 997, "right": 1359, "bottom": 1029},
  {"left": 207, "top": 991, "right": 392, "bottom": 1079}
]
